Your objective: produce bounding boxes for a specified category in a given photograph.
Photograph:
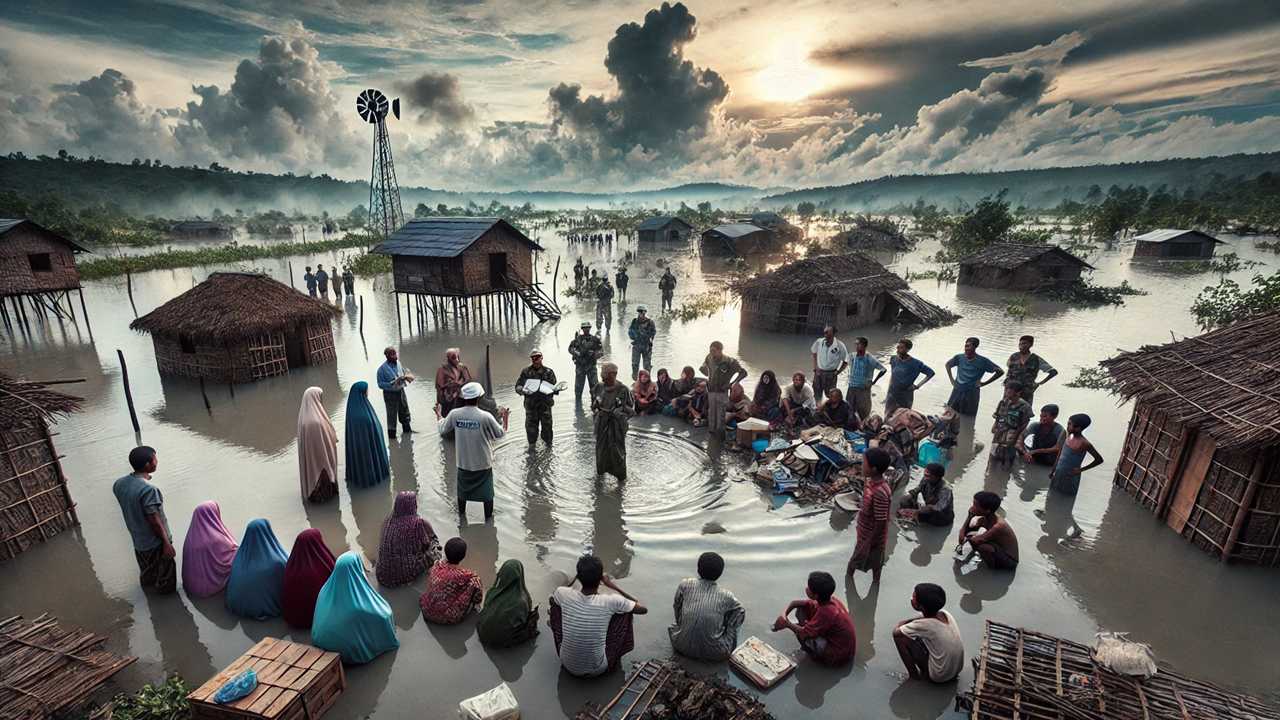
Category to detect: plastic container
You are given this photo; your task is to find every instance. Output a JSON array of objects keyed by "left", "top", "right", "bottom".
[
  {"left": 460, "top": 683, "right": 519, "bottom": 720},
  {"left": 752, "top": 439, "right": 770, "bottom": 452},
  {"left": 916, "top": 438, "right": 948, "bottom": 468}
]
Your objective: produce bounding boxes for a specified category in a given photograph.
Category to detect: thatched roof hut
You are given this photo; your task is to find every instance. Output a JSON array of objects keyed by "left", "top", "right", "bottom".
[
  {"left": 0, "top": 372, "right": 83, "bottom": 561},
  {"left": 836, "top": 227, "right": 914, "bottom": 252},
  {"left": 958, "top": 243, "right": 1094, "bottom": 290},
  {"left": 636, "top": 216, "right": 695, "bottom": 243},
  {"left": 131, "top": 272, "right": 341, "bottom": 384},
  {"left": 733, "top": 253, "right": 959, "bottom": 334},
  {"left": 1102, "top": 309, "right": 1280, "bottom": 565}
]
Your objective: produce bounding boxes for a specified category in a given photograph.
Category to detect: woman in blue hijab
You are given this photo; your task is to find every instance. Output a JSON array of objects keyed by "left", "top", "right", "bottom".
[
  {"left": 311, "top": 551, "right": 399, "bottom": 664},
  {"left": 225, "top": 519, "right": 289, "bottom": 620},
  {"left": 345, "top": 382, "right": 390, "bottom": 487}
]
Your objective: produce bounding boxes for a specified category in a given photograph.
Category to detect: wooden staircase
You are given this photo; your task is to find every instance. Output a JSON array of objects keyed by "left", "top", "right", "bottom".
[{"left": 506, "top": 271, "right": 561, "bottom": 321}]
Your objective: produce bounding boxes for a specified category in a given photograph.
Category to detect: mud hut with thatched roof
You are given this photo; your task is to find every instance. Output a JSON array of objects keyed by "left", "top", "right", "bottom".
[
  {"left": 1102, "top": 309, "right": 1280, "bottom": 565},
  {"left": 957, "top": 243, "right": 1094, "bottom": 290},
  {"left": 636, "top": 216, "right": 695, "bottom": 243},
  {"left": 0, "top": 372, "right": 83, "bottom": 562},
  {"left": 733, "top": 253, "right": 959, "bottom": 334},
  {"left": 131, "top": 272, "right": 342, "bottom": 385}
]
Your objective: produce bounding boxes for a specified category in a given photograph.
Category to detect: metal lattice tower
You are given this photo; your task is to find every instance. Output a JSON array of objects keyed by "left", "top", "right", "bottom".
[{"left": 357, "top": 88, "right": 403, "bottom": 240}]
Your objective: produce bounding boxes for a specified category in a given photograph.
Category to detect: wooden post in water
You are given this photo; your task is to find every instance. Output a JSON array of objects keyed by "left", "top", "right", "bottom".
[
  {"left": 289, "top": 261, "right": 295, "bottom": 289},
  {"left": 117, "top": 349, "right": 140, "bottom": 433},
  {"left": 125, "top": 267, "right": 138, "bottom": 318},
  {"left": 485, "top": 343, "right": 493, "bottom": 394},
  {"left": 78, "top": 288, "right": 92, "bottom": 339},
  {"left": 359, "top": 295, "right": 365, "bottom": 340},
  {"left": 199, "top": 376, "right": 212, "bottom": 412},
  {"left": 553, "top": 255, "right": 560, "bottom": 301}
]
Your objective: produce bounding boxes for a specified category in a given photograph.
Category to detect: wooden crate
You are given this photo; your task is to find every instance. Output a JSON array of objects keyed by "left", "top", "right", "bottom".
[{"left": 189, "top": 638, "right": 344, "bottom": 720}]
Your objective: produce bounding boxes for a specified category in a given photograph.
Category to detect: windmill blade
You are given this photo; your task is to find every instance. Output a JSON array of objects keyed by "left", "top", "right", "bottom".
[{"left": 392, "top": 98, "right": 400, "bottom": 120}]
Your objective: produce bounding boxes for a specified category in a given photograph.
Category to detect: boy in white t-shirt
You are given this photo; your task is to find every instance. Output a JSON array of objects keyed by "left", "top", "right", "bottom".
[
  {"left": 551, "top": 555, "right": 648, "bottom": 676},
  {"left": 892, "top": 582, "right": 965, "bottom": 683}
]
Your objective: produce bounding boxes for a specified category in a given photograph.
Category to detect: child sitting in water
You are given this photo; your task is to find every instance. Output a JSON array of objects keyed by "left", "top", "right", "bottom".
[
  {"left": 771, "top": 571, "right": 856, "bottom": 667},
  {"left": 1049, "top": 414, "right": 1104, "bottom": 495}
]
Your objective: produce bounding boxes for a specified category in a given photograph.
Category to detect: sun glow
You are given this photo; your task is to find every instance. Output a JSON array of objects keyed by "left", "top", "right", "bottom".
[{"left": 756, "top": 45, "right": 829, "bottom": 103}]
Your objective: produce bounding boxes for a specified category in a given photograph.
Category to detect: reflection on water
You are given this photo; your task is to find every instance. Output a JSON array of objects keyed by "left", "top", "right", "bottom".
[{"left": 5, "top": 231, "right": 1280, "bottom": 719}]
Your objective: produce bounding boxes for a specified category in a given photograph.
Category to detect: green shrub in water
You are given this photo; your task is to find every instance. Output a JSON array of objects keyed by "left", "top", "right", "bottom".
[
  {"left": 1065, "top": 367, "right": 1116, "bottom": 391},
  {"left": 1004, "top": 294, "right": 1031, "bottom": 320},
  {"left": 77, "top": 234, "right": 375, "bottom": 280},
  {"left": 106, "top": 675, "right": 190, "bottom": 720}
]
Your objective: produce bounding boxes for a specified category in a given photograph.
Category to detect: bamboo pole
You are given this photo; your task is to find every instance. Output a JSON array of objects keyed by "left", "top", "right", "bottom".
[
  {"left": 289, "top": 260, "right": 295, "bottom": 289},
  {"left": 359, "top": 295, "right": 365, "bottom": 340},
  {"left": 77, "top": 288, "right": 92, "bottom": 339},
  {"left": 116, "top": 350, "right": 140, "bottom": 433},
  {"left": 125, "top": 267, "right": 138, "bottom": 318},
  {"left": 1222, "top": 454, "right": 1268, "bottom": 563},
  {"left": 199, "top": 377, "right": 212, "bottom": 411}
]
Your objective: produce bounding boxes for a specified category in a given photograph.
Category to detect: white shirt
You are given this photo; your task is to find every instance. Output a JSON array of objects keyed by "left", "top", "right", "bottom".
[
  {"left": 437, "top": 406, "right": 505, "bottom": 471},
  {"left": 900, "top": 610, "right": 965, "bottom": 682},
  {"left": 811, "top": 337, "right": 849, "bottom": 372},
  {"left": 553, "top": 587, "right": 635, "bottom": 676}
]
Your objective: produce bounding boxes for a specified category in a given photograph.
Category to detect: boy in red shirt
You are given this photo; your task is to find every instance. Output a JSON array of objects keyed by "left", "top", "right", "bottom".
[
  {"left": 848, "top": 447, "right": 893, "bottom": 582},
  {"left": 771, "top": 571, "right": 856, "bottom": 666}
]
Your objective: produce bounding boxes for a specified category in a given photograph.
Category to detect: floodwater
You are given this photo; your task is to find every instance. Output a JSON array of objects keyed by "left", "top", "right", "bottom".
[{"left": 3, "top": 227, "right": 1280, "bottom": 720}]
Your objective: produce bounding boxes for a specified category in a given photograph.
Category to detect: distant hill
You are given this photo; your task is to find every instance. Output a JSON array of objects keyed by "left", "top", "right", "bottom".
[
  {"left": 761, "top": 153, "right": 1280, "bottom": 212},
  {"left": 4, "top": 150, "right": 1279, "bottom": 216},
  {"left": 0, "top": 154, "right": 766, "bottom": 216}
]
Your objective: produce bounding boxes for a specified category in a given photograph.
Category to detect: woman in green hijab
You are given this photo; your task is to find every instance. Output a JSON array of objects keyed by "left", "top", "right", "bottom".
[{"left": 476, "top": 559, "right": 539, "bottom": 648}]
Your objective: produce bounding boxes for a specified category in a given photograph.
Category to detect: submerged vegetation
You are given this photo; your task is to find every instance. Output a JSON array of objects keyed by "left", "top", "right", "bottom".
[
  {"left": 1034, "top": 279, "right": 1148, "bottom": 307},
  {"left": 1065, "top": 367, "right": 1116, "bottom": 391},
  {"left": 664, "top": 290, "right": 729, "bottom": 322},
  {"left": 77, "top": 234, "right": 374, "bottom": 280},
  {"left": 1003, "top": 294, "right": 1032, "bottom": 320},
  {"left": 1165, "top": 252, "right": 1262, "bottom": 274},
  {"left": 103, "top": 675, "right": 190, "bottom": 720},
  {"left": 348, "top": 251, "right": 392, "bottom": 276},
  {"left": 1190, "top": 270, "right": 1280, "bottom": 330}
]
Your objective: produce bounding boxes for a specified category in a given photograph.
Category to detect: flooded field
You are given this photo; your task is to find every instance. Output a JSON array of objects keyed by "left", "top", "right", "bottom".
[{"left": 3, "top": 228, "right": 1280, "bottom": 719}]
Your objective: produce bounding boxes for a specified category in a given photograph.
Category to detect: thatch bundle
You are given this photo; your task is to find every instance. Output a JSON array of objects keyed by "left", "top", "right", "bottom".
[
  {"left": 0, "top": 372, "right": 83, "bottom": 431},
  {"left": 0, "top": 614, "right": 136, "bottom": 718},
  {"left": 733, "top": 252, "right": 910, "bottom": 298},
  {"left": 130, "top": 272, "right": 341, "bottom": 344},
  {"left": 1101, "top": 309, "right": 1280, "bottom": 452}
]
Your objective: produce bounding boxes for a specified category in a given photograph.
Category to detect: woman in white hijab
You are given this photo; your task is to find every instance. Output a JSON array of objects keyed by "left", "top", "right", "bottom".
[{"left": 298, "top": 387, "right": 339, "bottom": 502}]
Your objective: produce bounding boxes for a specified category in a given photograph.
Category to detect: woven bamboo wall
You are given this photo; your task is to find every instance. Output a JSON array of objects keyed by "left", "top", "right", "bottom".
[
  {"left": 1113, "top": 403, "right": 1184, "bottom": 510},
  {"left": 0, "top": 226, "right": 80, "bottom": 297},
  {"left": 153, "top": 337, "right": 254, "bottom": 384},
  {"left": 740, "top": 292, "right": 882, "bottom": 334},
  {"left": 0, "top": 421, "right": 75, "bottom": 561},
  {"left": 305, "top": 323, "right": 336, "bottom": 366}
]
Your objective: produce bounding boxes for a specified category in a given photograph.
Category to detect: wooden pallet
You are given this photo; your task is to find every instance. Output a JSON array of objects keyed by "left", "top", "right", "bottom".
[{"left": 189, "top": 639, "right": 344, "bottom": 720}]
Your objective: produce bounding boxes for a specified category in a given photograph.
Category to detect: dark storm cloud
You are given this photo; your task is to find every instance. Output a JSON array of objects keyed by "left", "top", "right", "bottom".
[
  {"left": 395, "top": 72, "right": 477, "bottom": 127},
  {"left": 50, "top": 70, "right": 164, "bottom": 148},
  {"left": 548, "top": 2, "right": 729, "bottom": 153}
]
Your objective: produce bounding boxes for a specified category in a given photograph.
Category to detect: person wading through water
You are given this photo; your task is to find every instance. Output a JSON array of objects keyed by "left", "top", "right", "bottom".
[
  {"left": 437, "top": 382, "right": 509, "bottom": 520},
  {"left": 592, "top": 363, "right": 635, "bottom": 480}
]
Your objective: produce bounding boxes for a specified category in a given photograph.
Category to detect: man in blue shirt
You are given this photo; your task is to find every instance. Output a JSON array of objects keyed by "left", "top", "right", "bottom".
[
  {"left": 944, "top": 337, "right": 1004, "bottom": 416},
  {"left": 112, "top": 446, "right": 176, "bottom": 594},
  {"left": 315, "top": 264, "right": 330, "bottom": 299},
  {"left": 377, "top": 346, "right": 414, "bottom": 439},
  {"left": 886, "top": 338, "right": 934, "bottom": 414},
  {"left": 846, "top": 336, "right": 886, "bottom": 422},
  {"left": 304, "top": 266, "right": 317, "bottom": 297}
]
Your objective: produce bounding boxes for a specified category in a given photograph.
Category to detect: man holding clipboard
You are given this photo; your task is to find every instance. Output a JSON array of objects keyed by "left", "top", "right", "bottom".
[
  {"left": 377, "top": 346, "right": 414, "bottom": 439},
  {"left": 515, "top": 349, "right": 560, "bottom": 446}
]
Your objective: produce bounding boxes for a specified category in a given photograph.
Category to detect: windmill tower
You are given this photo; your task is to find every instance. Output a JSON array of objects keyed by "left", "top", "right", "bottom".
[{"left": 357, "top": 88, "right": 404, "bottom": 240}]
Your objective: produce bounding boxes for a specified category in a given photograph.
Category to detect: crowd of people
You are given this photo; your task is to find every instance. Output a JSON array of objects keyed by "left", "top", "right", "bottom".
[
  {"left": 301, "top": 263, "right": 355, "bottom": 300},
  {"left": 109, "top": 314, "right": 1105, "bottom": 687}
]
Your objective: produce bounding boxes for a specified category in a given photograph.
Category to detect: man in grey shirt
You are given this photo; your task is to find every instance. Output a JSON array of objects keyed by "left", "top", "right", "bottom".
[
  {"left": 112, "top": 446, "right": 176, "bottom": 594},
  {"left": 438, "top": 382, "right": 508, "bottom": 520},
  {"left": 669, "top": 552, "right": 746, "bottom": 661}
]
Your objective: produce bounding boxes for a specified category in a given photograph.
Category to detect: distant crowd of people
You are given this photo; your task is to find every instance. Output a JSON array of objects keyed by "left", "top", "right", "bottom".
[{"left": 302, "top": 263, "right": 354, "bottom": 300}]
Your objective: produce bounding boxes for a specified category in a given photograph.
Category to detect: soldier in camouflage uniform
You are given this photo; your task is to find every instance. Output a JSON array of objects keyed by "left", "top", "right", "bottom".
[
  {"left": 516, "top": 349, "right": 559, "bottom": 445},
  {"left": 569, "top": 321, "right": 604, "bottom": 399},
  {"left": 658, "top": 268, "right": 677, "bottom": 311},
  {"left": 595, "top": 276, "right": 615, "bottom": 330}
]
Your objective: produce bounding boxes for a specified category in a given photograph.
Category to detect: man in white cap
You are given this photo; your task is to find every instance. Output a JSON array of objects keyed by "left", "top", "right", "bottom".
[
  {"left": 628, "top": 306, "right": 656, "bottom": 380},
  {"left": 569, "top": 321, "right": 603, "bottom": 400},
  {"left": 437, "top": 382, "right": 508, "bottom": 519},
  {"left": 515, "top": 349, "right": 559, "bottom": 445}
]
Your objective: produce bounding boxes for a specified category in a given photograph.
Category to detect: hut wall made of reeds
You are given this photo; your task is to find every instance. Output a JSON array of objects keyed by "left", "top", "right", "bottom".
[
  {"left": 0, "top": 373, "right": 82, "bottom": 562},
  {"left": 957, "top": 244, "right": 1093, "bottom": 291},
  {"left": 1102, "top": 310, "right": 1280, "bottom": 565},
  {"left": 734, "top": 253, "right": 959, "bottom": 334},
  {"left": 0, "top": 614, "right": 136, "bottom": 717},
  {"left": 0, "top": 220, "right": 86, "bottom": 298},
  {"left": 131, "top": 272, "right": 341, "bottom": 385}
]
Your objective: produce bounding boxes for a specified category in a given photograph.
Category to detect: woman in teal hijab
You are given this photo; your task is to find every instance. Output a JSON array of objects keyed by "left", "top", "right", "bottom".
[
  {"left": 226, "top": 519, "right": 289, "bottom": 620},
  {"left": 345, "top": 381, "right": 390, "bottom": 487},
  {"left": 311, "top": 551, "right": 399, "bottom": 664},
  {"left": 476, "top": 559, "right": 540, "bottom": 648}
]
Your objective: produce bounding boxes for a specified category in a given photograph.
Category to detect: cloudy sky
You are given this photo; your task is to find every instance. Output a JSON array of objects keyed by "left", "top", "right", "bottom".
[{"left": 3, "top": 0, "right": 1279, "bottom": 192}]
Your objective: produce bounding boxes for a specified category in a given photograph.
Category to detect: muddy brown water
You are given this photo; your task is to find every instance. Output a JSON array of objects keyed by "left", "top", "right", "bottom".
[{"left": 3, "top": 229, "right": 1280, "bottom": 719}]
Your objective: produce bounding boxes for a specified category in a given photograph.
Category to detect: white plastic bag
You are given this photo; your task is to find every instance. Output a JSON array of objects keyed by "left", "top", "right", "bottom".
[
  {"left": 459, "top": 683, "right": 519, "bottom": 720},
  {"left": 1094, "top": 632, "right": 1157, "bottom": 679}
]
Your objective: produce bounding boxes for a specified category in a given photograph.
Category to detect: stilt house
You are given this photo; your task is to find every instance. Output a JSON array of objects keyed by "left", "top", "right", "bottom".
[
  {"left": 636, "top": 216, "right": 695, "bottom": 243},
  {"left": 371, "top": 217, "right": 559, "bottom": 320},
  {"left": 130, "top": 272, "right": 341, "bottom": 385},
  {"left": 733, "top": 253, "right": 959, "bottom": 334},
  {"left": 0, "top": 219, "right": 90, "bottom": 320},
  {"left": 957, "top": 243, "right": 1094, "bottom": 290},
  {"left": 0, "top": 372, "right": 83, "bottom": 561},
  {"left": 1132, "top": 229, "right": 1223, "bottom": 260},
  {"left": 1103, "top": 310, "right": 1280, "bottom": 565},
  {"left": 170, "top": 220, "right": 228, "bottom": 238}
]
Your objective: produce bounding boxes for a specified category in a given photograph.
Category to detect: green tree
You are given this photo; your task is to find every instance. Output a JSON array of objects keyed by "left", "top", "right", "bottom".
[
  {"left": 1190, "top": 270, "right": 1280, "bottom": 330},
  {"left": 941, "top": 189, "right": 1015, "bottom": 258}
]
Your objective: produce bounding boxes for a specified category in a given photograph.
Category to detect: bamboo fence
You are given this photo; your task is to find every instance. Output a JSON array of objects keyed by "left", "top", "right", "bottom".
[
  {"left": 0, "top": 614, "right": 135, "bottom": 719},
  {"left": 960, "top": 621, "right": 1279, "bottom": 720}
]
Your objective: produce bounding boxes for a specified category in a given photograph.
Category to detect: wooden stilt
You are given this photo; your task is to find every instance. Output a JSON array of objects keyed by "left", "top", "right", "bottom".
[
  {"left": 117, "top": 349, "right": 140, "bottom": 433},
  {"left": 125, "top": 267, "right": 138, "bottom": 318},
  {"left": 359, "top": 295, "right": 365, "bottom": 340},
  {"left": 396, "top": 292, "right": 402, "bottom": 336},
  {"left": 77, "top": 288, "right": 92, "bottom": 339},
  {"left": 199, "top": 377, "right": 212, "bottom": 411}
]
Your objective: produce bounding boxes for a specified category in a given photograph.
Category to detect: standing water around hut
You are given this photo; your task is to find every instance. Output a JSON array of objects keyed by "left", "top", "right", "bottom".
[{"left": 2, "top": 227, "right": 1280, "bottom": 719}]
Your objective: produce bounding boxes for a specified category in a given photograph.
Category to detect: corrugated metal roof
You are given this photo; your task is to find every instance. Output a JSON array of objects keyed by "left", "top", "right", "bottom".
[
  {"left": 1133, "top": 229, "right": 1224, "bottom": 244},
  {"left": 371, "top": 217, "right": 543, "bottom": 258},
  {"left": 0, "top": 219, "right": 91, "bottom": 252},
  {"left": 636, "top": 216, "right": 680, "bottom": 231},
  {"left": 703, "top": 223, "right": 766, "bottom": 239}
]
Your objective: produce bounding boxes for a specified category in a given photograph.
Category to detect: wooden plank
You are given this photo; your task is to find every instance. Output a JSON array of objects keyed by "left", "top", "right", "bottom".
[
  {"left": 247, "top": 638, "right": 279, "bottom": 658},
  {"left": 1168, "top": 432, "right": 1216, "bottom": 533},
  {"left": 274, "top": 665, "right": 306, "bottom": 688},
  {"left": 295, "top": 646, "right": 322, "bottom": 669},
  {"left": 289, "top": 669, "right": 319, "bottom": 692},
  {"left": 247, "top": 685, "right": 284, "bottom": 715},
  {"left": 257, "top": 659, "right": 289, "bottom": 685},
  {"left": 264, "top": 689, "right": 300, "bottom": 719},
  {"left": 230, "top": 683, "right": 271, "bottom": 711},
  {"left": 259, "top": 638, "right": 289, "bottom": 660},
  {"left": 277, "top": 642, "right": 308, "bottom": 666}
]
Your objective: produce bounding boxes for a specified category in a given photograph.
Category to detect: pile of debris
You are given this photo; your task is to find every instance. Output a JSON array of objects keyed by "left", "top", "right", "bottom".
[{"left": 576, "top": 660, "right": 775, "bottom": 720}]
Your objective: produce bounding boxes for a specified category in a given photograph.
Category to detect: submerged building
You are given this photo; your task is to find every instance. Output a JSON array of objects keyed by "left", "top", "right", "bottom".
[
  {"left": 957, "top": 243, "right": 1094, "bottom": 290},
  {"left": 636, "top": 216, "right": 695, "bottom": 243},
  {"left": 131, "top": 272, "right": 341, "bottom": 385},
  {"left": 1132, "top": 229, "right": 1223, "bottom": 260},
  {"left": 733, "top": 253, "right": 959, "bottom": 334},
  {"left": 0, "top": 219, "right": 90, "bottom": 323},
  {"left": 1103, "top": 309, "right": 1280, "bottom": 565}
]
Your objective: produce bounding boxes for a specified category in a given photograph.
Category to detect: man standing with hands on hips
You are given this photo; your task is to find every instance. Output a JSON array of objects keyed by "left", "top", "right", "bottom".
[
  {"left": 377, "top": 346, "right": 414, "bottom": 439},
  {"left": 811, "top": 324, "right": 848, "bottom": 401},
  {"left": 628, "top": 306, "right": 656, "bottom": 379},
  {"left": 700, "top": 341, "right": 748, "bottom": 441}
]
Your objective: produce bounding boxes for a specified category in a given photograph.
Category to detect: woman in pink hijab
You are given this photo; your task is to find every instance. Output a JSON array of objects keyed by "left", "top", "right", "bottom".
[
  {"left": 182, "top": 501, "right": 239, "bottom": 597},
  {"left": 298, "top": 386, "right": 339, "bottom": 502}
]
